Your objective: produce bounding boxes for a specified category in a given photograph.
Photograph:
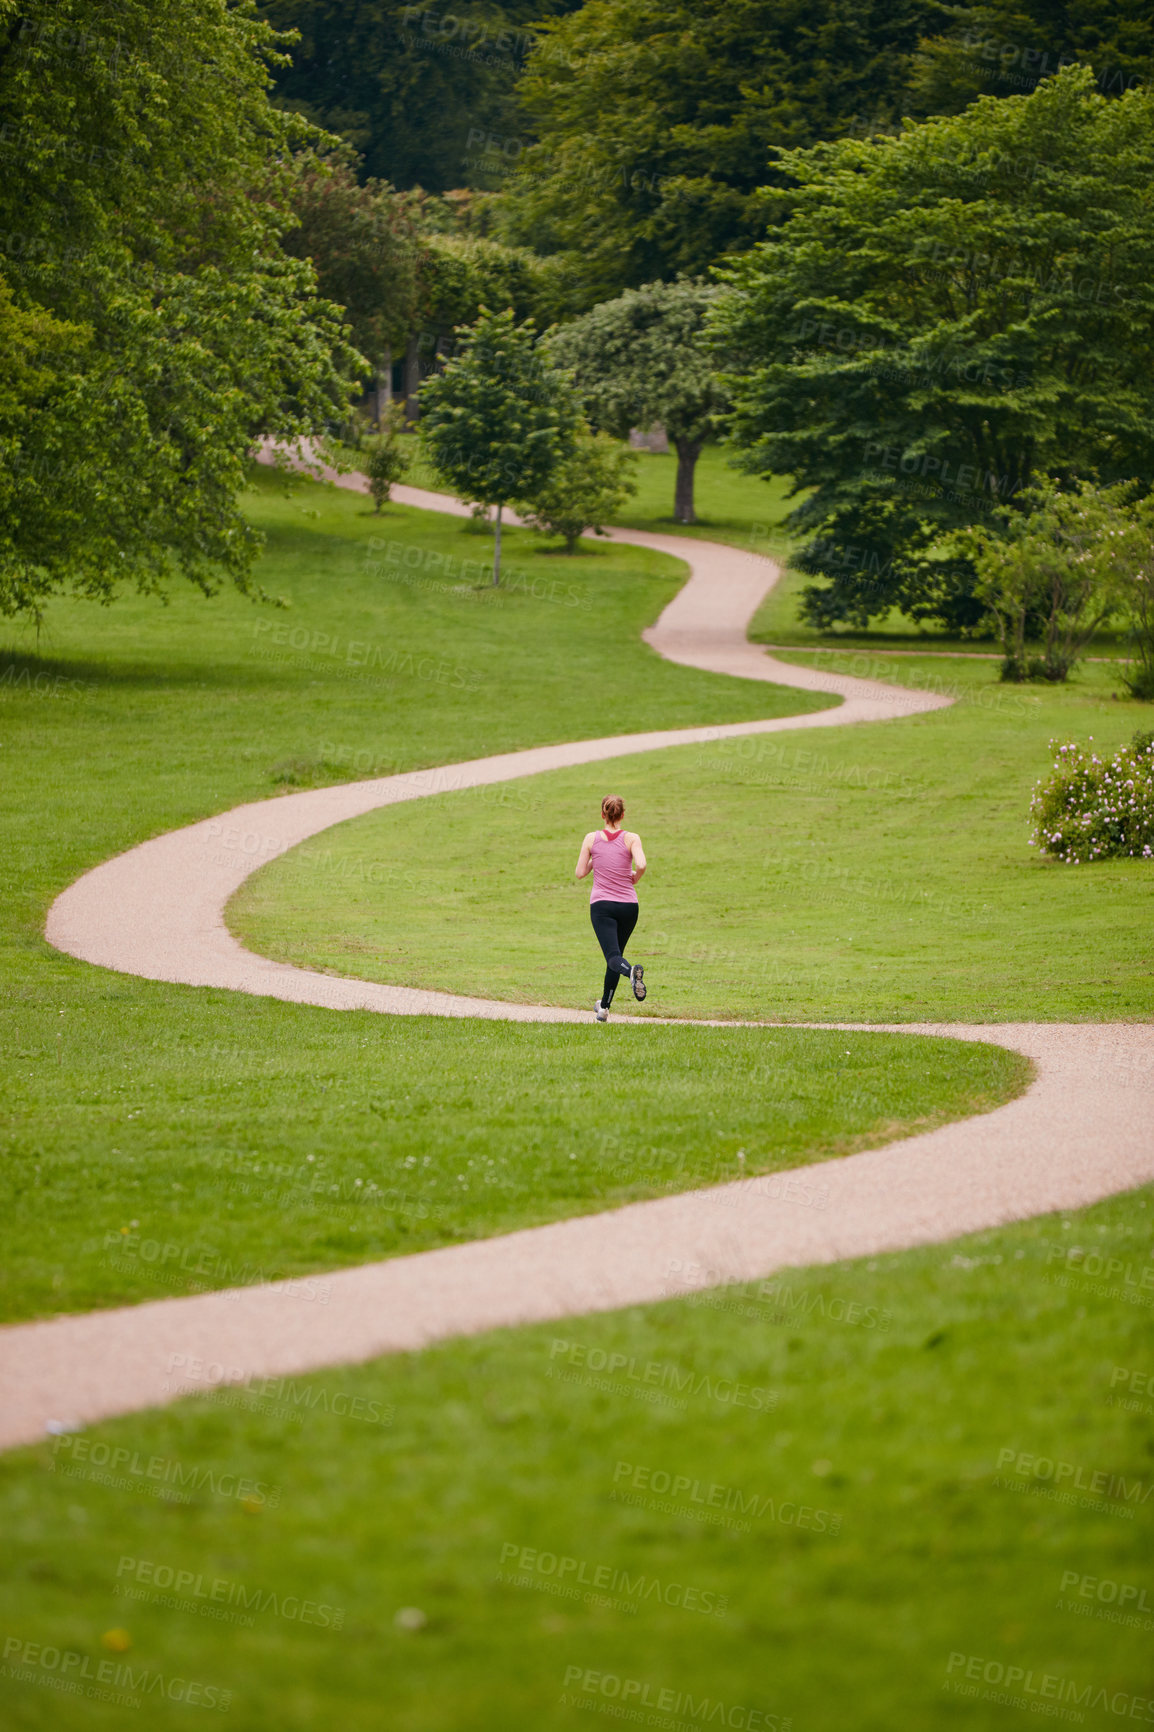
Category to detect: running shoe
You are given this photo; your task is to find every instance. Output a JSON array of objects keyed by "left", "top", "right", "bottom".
[
  {"left": 630, "top": 963, "right": 646, "bottom": 1001},
  {"left": 595, "top": 1001, "right": 609, "bottom": 1022}
]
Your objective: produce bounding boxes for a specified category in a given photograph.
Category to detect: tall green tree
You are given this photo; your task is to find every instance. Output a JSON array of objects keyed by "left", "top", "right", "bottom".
[
  {"left": 503, "top": 0, "right": 945, "bottom": 308},
  {"left": 419, "top": 308, "right": 575, "bottom": 583},
  {"left": 262, "top": 0, "right": 583, "bottom": 193},
  {"left": 548, "top": 281, "right": 726, "bottom": 523},
  {"left": 0, "top": 0, "right": 363, "bottom": 621},
  {"left": 909, "top": 0, "right": 1154, "bottom": 117},
  {"left": 714, "top": 66, "right": 1154, "bottom": 632}
]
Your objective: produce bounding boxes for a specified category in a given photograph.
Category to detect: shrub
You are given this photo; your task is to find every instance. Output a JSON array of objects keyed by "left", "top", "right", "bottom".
[
  {"left": 515, "top": 425, "right": 637, "bottom": 552},
  {"left": 365, "top": 405, "right": 412, "bottom": 511},
  {"left": 962, "top": 477, "right": 1128, "bottom": 683},
  {"left": 1030, "top": 732, "right": 1154, "bottom": 863}
]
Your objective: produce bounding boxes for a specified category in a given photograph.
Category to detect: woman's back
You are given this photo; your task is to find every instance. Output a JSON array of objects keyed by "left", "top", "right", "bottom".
[{"left": 589, "top": 828, "right": 637, "bottom": 903}]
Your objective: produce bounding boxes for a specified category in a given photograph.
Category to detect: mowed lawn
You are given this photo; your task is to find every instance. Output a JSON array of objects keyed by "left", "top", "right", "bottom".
[
  {"left": 0, "top": 1189, "right": 1150, "bottom": 1732},
  {"left": 1, "top": 465, "right": 1151, "bottom": 1732},
  {"left": 232, "top": 655, "right": 1153, "bottom": 1024},
  {"left": 0, "top": 468, "right": 1026, "bottom": 1326}
]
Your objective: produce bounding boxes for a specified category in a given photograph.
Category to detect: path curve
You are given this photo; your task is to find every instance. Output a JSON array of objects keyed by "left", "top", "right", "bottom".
[{"left": 2, "top": 465, "right": 1150, "bottom": 1451}]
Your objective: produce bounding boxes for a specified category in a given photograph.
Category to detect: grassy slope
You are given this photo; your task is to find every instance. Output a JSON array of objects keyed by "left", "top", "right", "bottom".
[
  {"left": 0, "top": 470, "right": 1023, "bottom": 1326},
  {"left": 1, "top": 1190, "right": 1151, "bottom": 1731},
  {"left": 232, "top": 655, "right": 1153, "bottom": 1023}
]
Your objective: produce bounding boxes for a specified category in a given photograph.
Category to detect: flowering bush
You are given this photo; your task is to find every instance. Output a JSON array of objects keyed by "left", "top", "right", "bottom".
[{"left": 1030, "top": 733, "right": 1154, "bottom": 863}]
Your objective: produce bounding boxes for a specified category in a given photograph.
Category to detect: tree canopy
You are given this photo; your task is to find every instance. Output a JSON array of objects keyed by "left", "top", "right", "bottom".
[
  {"left": 502, "top": 0, "right": 945, "bottom": 307},
  {"left": 908, "top": 0, "right": 1154, "bottom": 118},
  {"left": 548, "top": 280, "right": 727, "bottom": 523},
  {"left": 282, "top": 149, "right": 421, "bottom": 375},
  {"left": 261, "top": 0, "right": 583, "bottom": 193},
  {"left": 0, "top": 0, "right": 363, "bottom": 621},
  {"left": 714, "top": 66, "right": 1154, "bottom": 631}
]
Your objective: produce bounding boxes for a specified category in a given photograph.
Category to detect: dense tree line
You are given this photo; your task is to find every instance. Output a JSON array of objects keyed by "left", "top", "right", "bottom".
[
  {"left": 7, "top": 0, "right": 1154, "bottom": 634},
  {"left": 0, "top": 0, "right": 361, "bottom": 619}
]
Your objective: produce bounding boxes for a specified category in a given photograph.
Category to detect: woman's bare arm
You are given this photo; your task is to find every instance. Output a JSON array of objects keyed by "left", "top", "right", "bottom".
[
  {"left": 630, "top": 832, "right": 647, "bottom": 883},
  {"left": 575, "top": 832, "right": 595, "bottom": 879}
]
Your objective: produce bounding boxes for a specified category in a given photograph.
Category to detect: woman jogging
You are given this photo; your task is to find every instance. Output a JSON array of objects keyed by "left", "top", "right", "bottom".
[{"left": 575, "top": 795, "right": 647, "bottom": 1021}]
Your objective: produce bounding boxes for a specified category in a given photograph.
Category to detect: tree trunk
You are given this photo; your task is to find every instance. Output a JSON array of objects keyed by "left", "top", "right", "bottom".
[
  {"left": 493, "top": 502, "right": 503, "bottom": 587},
  {"left": 375, "top": 345, "right": 392, "bottom": 424},
  {"left": 673, "top": 438, "right": 703, "bottom": 524},
  {"left": 403, "top": 335, "right": 420, "bottom": 425}
]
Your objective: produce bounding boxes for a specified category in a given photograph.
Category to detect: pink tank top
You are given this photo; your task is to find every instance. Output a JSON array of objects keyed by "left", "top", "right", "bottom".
[{"left": 590, "top": 828, "right": 637, "bottom": 904}]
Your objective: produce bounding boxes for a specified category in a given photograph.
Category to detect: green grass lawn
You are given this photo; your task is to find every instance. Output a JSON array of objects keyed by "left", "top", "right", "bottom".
[
  {"left": 231, "top": 654, "right": 1153, "bottom": 1024},
  {"left": 1, "top": 1187, "right": 1150, "bottom": 1731},
  {"left": 0, "top": 469, "right": 1023, "bottom": 1327}
]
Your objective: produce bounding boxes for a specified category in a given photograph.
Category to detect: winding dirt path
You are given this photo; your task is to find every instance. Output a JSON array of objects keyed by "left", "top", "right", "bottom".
[{"left": 2, "top": 469, "right": 1150, "bottom": 1451}]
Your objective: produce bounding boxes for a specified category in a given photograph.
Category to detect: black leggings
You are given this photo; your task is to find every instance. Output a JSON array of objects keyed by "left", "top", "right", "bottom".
[{"left": 590, "top": 900, "right": 638, "bottom": 1006}]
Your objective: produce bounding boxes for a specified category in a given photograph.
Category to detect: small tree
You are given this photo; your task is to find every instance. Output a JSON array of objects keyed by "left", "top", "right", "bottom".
[
  {"left": 516, "top": 425, "right": 638, "bottom": 552},
  {"left": 961, "top": 478, "right": 1126, "bottom": 681},
  {"left": 547, "top": 280, "right": 725, "bottom": 524},
  {"left": 365, "top": 405, "right": 411, "bottom": 511},
  {"left": 419, "top": 308, "right": 575, "bottom": 584}
]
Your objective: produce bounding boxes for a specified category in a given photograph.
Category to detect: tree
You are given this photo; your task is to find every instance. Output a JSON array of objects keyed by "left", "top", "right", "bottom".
[
  {"left": 909, "top": 0, "right": 1154, "bottom": 119},
  {"left": 406, "top": 232, "right": 570, "bottom": 418},
  {"left": 714, "top": 66, "right": 1154, "bottom": 632},
  {"left": 418, "top": 308, "right": 575, "bottom": 583},
  {"left": 261, "top": 0, "right": 583, "bottom": 193},
  {"left": 516, "top": 424, "right": 637, "bottom": 551},
  {"left": 365, "top": 405, "right": 412, "bottom": 510},
  {"left": 0, "top": 0, "right": 364, "bottom": 622},
  {"left": 961, "top": 477, "right": 1127, "bottom": 680},
  {"left": 548, "top": 280, "right": 726, "bottom": 523},
  {"left": 503, "top": 0, "right": 944, "bottom": 308},
  {"left": 282, "top": 149, "right": 420, "bottom": 420}
]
